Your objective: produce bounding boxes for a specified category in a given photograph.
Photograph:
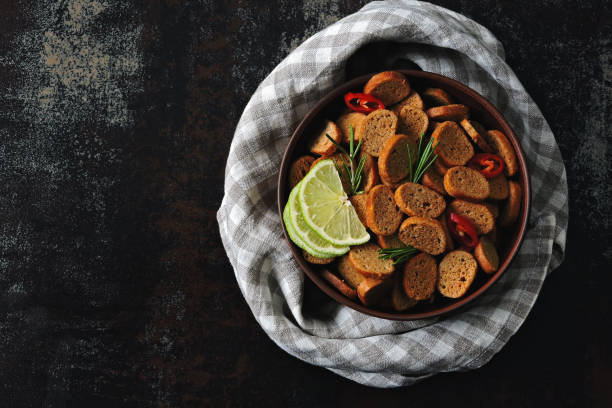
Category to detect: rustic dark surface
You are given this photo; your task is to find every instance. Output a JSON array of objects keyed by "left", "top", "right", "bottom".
[{"left": 0, "top": 0, "right": 610, "bottom": 406}]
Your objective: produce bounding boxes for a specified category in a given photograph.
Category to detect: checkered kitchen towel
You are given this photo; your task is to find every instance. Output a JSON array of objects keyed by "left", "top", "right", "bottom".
[{"left": 217, "top": 0, "right": 568, "bottom": 387}]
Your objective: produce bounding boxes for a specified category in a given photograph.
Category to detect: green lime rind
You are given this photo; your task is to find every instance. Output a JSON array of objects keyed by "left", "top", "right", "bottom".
[
  {"left": 299, "top": 160, "right": 370, "bottom": 246},
  {"left": 288, "top": 181, "right": 349, "bottom": 256},
  {"left": 283, "top": 187, "right": 338, "bottom": 258}
]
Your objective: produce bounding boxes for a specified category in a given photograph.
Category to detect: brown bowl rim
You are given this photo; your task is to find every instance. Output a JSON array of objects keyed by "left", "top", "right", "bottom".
[{"left": 276, "top": 70, "right": 531, "bottom": 321}]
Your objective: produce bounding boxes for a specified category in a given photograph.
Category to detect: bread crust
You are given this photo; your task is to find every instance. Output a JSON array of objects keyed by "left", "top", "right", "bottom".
[
  {"left": 474, "top": 236, "right": 499, "bottom": 274},
  {"left": 398, "top": 216, "right": 446, "bottom": 255},
  {"left": 443, "top": 166, "right": 490, "bottom": 201},
  {"left": 308, "top": 119, "right": 342, "bottom": 155},
  {"left": 433, "top": 158, "right": 449, "bottom": 176},
  {"left": 289, "top": 155, "right": 315, "bottom": 189},
  {"left": 403, "top": 253, "right": 438, "bottom": 300},
  {"left": 366, "top": 185, "right": 403, "bottom": 235},
  {"left": 426, "top": 104, "right": 470, "bottom": 122},
  {"left": 363, "top": 71, "right": 411, "bottom": 106},
  {"left": 422, "top": 87, "right": 453, "bottom": 107},
  {"left": 392, "top": 273, "right": 418, "bottom": 311},
  {"left": 460, "top": 119, "right": 492, "bottom": 153},
  {"left": 359, "top": 152, "right": 380, "bottom": 193},
  {"left": 431, "top": 121, "right": 474, "bottom": 167},
  {"left": 320, "top": 269, "right": 357, "bottom": 299},
  {"left": 394, "top": 182, "right": 446, "bottom": 218},
  {"left": 499, "top": 180, "right": 522, "bottom": 226},
  {"left": 482, "top": 130, "right": 518, "bottom": 176}
]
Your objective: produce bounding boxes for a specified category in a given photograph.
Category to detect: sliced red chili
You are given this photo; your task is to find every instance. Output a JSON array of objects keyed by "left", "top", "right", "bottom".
[
  {"left": 344, "top": 92, "right": 385, "bottom": 114},
  {"left": 468, "top": 153, "right": 504, "bottom": 178},
  {"left": 447, "top": 212, "right": 479, "bottom": 249}
]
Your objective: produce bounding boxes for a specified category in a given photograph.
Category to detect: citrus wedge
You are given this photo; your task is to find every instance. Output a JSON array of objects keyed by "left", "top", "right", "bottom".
[
  {"left": 283, "top": 196, "right": 334, "bottom": 258},
  {"left": 286, "top": 182, "right": 349, "bottom": 256},
  {"left": 299, "top": 160, "right": 370, "bottom": 246}
]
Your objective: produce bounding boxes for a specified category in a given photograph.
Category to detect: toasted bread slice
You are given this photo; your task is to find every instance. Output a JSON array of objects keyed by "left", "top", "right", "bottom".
[
  {"left": 443, "top": 166, "right": 490, "bottom": 201},
  {"left": 366, "top": 185, "right": 403, "bottom": 235},
  {"left": 432, "top": 121, "right": 474, "bottom": 167},
  {"left": 437, "top": 250, "right": 477, "bottom": 298},
  {"left": 357, "top": 276, "right": 393, "bottom": 307},
  {"left": 433, "top": 157, "right": 449, "bottom": 176},
  {"left": 378, "top": 134, "right": 416, "bottom": 183},
  {"left": 337, "top": 112, "right": 366, "bottom": 143},
  {"left": 397, "top": 106, "right": 429, "bottom": 141},
  {"left": 349, "top": 193, "right": 369, "bottom": 227},
  {"left": 320, "top": 269, "right": 358, "bottom": 299},
  {"left": 395, "top": 182, "right": 446, "bottom": 218},
  {"left": 390, "top": 90, "right": 424, "bottom": 114},
  {"left": 403, "top": 253, "right": 438, "bottom": 300},
  {"left": 289, "top": 155, "right": 315, "bottom": 188},
  {"left": 363, "top": 71, "right": 411, "bottom": 105},
  {"left": 482, "top": 130, "right": 518, "bottom": 176},
  {"left": 487, "top": 225, "right": 498, "bottom": 245},
  {"left": 474, "top": 236, "right": 499, "bottom": 274},
  {"left": 439, "top": 211, "right": 455, "bottom": 251},
  {"left": 312, "top": 152, "right": 352, "bottom": 194},
  {"left": 348, "top": 242, "right": 395, "bottom": 279},
  {"left": 422, "top": 87, "right": 454, "bottom": 107},
  {"left": 359, "top": 109, "right": 398, "bottom": 157},
  {"left": 499, "top": 180, "right": 522, "bottom": 226},
  {"left": 308, "top": 120, "right": 342, "bottom": 156},
  {"left": 376, "top": 233, "right": 405, "bottom": 249},
  {"left": 398, "top": 216, "right": 446, "bottom": 255},
  {"left": 422, "top": 167, "right": 446, "bottom": 195},
  {"left": 392, "top": 273, "right": 418, "bottom": 311},
  {"left": 460, "top": 119, "right": 492, "bottom": 153},
  {"left": 358, "top": 151, "right": 380, "bottom": 193},
  {"left": 337, "top": 254, "right": 366, "bottom": 288},
  {"left": 302, "top": 250, "right": 335, "bottom": 264},
  {"left": 448, "top": 199, "right": 495, "bottom": 235},
  {"left": 426, "top": 104, "right": 470, "bottom": 122},
  {"left": 487, "top": 174, "right": 509, "bottom": 200},
  {"left": 484, "top": 202, "right": 499, "bottom": 219}
]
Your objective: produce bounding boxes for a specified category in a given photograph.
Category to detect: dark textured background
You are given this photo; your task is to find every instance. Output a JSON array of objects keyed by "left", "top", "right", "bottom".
[{"left": 0, "top": 0, "right": 610, "bottom": 406}]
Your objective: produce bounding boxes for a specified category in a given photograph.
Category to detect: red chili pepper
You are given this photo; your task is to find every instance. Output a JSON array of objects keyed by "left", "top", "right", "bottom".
[
  {"left": 447, "top": 212, "right": 479, "bottom": 249},
  {"left": 468, "top": 153, "right": 504, "bottom": 178},
  {"left": 344, "top": 92, "right": 385, "bottom": 114}
]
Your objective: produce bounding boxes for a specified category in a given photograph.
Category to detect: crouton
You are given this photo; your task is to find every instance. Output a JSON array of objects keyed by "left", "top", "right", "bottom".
[
  {"left": 397, "top": 106, "right": 429, "bottom": 141},
  {"left": 289, "top": 155, "right": 315, "bottom": 188},
  {"left": 378, "top": 134, "right": 416, "bottom": 183},
  {"left": 422, "top": 87, "right": 454, "bottom": 107},
  {"left": 366, "top": 185, "right": 403, "bottom": 235},
  {"left": 363, "top": 71, "right": 411, "bottom": 105},
  {"left": 437, "top": 250, "right": 478, "bottom": 298},
  {"left": 447, "top": 199, "right": 495, "bottom": 235},
  {"left": 474, "top": 236, "right": 499, "bottom": 274},
  {"left": 426, "top": 104, "right": 470, "bottom": 122},
  {"left": 320, "top": 269, "right": 357, "bottom": 299},
  {"left": 348, "top": 242, "right": 395, "bottom": 279},
  {"left": 398, "top": 216, "right": 446, "bottom": 255},
  {"left": 432, "top": 121, "right": 474, "bottom": 167},
  {"left": 499, "top": 180, "right": 522, "bottom": 226},
  {"left": 443, "top": 166, "right": 490, "bottom": 201},
  {"left": 395, "top": 182, "right": 446, "bottom": 218},
  {"left": 359, "top": 109, "right": 398, "bottom": 157},
  {"left": 403, "top": 253, "right": 438, "bottom": 300},
  {"left": 487, "top": 174, "right": 509, "bottom": 200},
  {"left": 308, "top": 120, "right": 342, "bottom": 156},
  {"left": 482, "top": 130, "right": 518, "bottom": 176},
  {"left": 460, "top": 119, "right": 492, "bottom": 153}
]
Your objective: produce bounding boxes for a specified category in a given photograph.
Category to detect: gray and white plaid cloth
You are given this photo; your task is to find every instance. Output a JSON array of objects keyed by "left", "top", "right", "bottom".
[{"left": 217, "top": 0, "right": 568, "bottom": 387}]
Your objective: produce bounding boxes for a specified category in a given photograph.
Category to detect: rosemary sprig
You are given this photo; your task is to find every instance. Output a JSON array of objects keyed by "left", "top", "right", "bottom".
[
  {"left": 378, "top": 245, "right": 419, "bottom": 265},
  {"left": 326, "top": 125, "right": 367, "bottom": 195},
  {"left": 407, "top": 133, "right": 438, "bottom": 183}
]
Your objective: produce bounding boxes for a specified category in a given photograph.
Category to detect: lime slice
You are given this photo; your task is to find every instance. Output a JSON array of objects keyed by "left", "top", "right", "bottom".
[
  {"left": 299, "top": 160, "right": 370, "bottom": 246},
  {"left": 287, "top": 182, "right": 349, "bottom": 256},
  {"left": 283, "top": 192, "right": 334, "bottom": 258}
]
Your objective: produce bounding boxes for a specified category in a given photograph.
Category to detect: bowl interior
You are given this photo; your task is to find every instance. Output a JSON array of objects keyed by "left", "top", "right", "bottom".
[{"left": 277, "top": 70, "right": 530, "bottom": 320}]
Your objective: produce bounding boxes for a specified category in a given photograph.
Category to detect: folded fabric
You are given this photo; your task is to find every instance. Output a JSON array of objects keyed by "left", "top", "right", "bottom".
[{"left": 217, "top": 0, "right": 568, "bottom": 387}]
